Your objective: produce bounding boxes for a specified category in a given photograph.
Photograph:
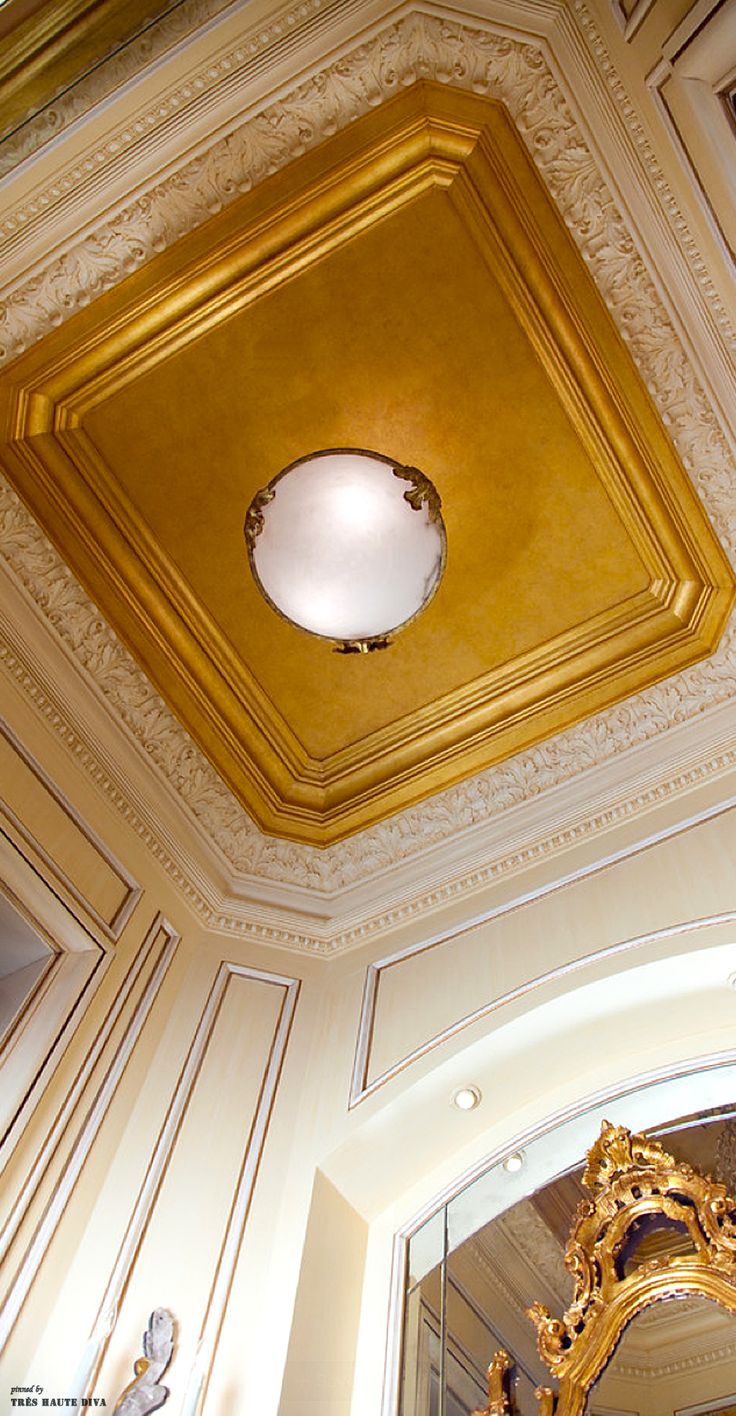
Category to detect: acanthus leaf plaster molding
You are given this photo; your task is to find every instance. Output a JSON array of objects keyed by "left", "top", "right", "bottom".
[
  {"left": 0, "top": 0, "right": 236, "bottom": 178},
  {"left": 2, "top": 5, "right": 736, "bottom": 942},
  {"left": 0, "top": 0, "right": 364, "bottom": 288}
]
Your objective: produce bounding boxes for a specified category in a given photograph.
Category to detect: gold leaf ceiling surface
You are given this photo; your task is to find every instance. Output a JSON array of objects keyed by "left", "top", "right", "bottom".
[{"left": 1, "top": 84, "right": 732, "bottom": 843}]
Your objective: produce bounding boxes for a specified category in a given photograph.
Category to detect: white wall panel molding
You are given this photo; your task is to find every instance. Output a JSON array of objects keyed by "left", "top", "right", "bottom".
[
  {"left": 0, "top": 537, "right": 246, "bottom": 918},
  {"left": 564, "top": 0, "right": 736, "bottom": 430},
  {"left": 0, "top": 913, "right": 179, "bottom": 1351},
  {"left": 644, "top": 0, "right": 736, "bottom": 264},
  {"left": 0, "top": 837, "right": 106, "bottom": 1160},
  {"left": 2, "top": 1, "right": 736, "bottom": 952},
  {"left": 78, "top": 962, "right": 300, "bottom": 1413},
  {"left": 0, "top": 714, "right": 141, "bottom": 943},
  {"left": 350, "top": 912, "right": 736, "bottom": 1106},
  {"left": 4, "top": 549, "right": 736, "bottom": 957},
  {"left": 607, "top": 0, "right": 657, "bottom": 43}
]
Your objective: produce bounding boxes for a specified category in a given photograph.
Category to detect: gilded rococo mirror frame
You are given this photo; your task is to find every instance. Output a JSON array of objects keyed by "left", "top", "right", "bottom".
[{"left": 473, "top": 1120, "right": 736, "bottom": 1416}]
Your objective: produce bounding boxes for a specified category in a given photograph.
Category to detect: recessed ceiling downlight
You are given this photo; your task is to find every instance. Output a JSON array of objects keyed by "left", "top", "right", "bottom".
[
  {"left": 245, "top": 448, "right": 446, "bottom": 654},
  {"left": 452, "top": 1085, "right": 482, "bottom": 1111},
  {"left": 503, "top": 1151, "right": 525, "bottom": 1173}
]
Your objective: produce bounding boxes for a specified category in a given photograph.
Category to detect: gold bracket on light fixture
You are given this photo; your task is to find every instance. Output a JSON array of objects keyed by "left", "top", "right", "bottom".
[
  {"left": 333, "top": 636, "right": 392, "bottom": 655},
  {"left": 393, "top": 463, "right": 444, "bottom": 525}
]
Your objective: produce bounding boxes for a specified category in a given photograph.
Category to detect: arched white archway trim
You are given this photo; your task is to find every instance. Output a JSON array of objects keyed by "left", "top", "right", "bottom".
[{"left": 339, "top": 935, "right": 736, "bottom": 1416}]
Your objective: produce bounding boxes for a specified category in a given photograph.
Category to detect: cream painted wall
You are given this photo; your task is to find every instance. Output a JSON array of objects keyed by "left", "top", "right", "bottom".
[
  {"left": 3, "top": 625, "right": 736, "bottom": 1416},
  {"left": 2, "top": 1, "right": 736, "bottom": 1409},
  {"left": 278, "top": 1172, "right": 368, "bottom": 1416}
]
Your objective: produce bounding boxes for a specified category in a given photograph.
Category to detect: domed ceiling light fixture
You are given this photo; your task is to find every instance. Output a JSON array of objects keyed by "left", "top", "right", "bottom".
[{"left": 245, "top": 448, "right": 446, "bottom": 654}]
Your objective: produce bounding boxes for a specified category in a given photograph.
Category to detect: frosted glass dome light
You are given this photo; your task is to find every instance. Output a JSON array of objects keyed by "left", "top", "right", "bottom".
[{"left": 244, "top": 449, "right": 447, "bottom": 653}]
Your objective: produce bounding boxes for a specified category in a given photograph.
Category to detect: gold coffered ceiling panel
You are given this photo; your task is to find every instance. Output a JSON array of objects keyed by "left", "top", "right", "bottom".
[{"left": 1, "top": 85, "right": 733, "bottom": 844}]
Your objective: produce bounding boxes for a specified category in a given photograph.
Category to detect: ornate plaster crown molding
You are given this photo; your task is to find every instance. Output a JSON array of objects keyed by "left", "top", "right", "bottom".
[
  {"left": 611, "top": 1336, "right": 736, "bottom": 1381},
  {"left": 0, "top": 0, "right": 236, "bottom": 177},
  {"left": 1, "top": 5, "right": 735, "bottom": 367},
  {"left": 2, "top": 3, "right": 736, "bottom": 937}
]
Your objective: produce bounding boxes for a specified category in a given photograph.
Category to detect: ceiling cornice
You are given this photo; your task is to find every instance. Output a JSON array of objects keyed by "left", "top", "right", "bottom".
[{"left": 2, "top": 0, "right": 736, "bottom": 951}]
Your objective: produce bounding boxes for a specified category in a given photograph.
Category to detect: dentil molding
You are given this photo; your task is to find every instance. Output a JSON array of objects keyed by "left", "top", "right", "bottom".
[
  {"left": 2, "top": 2, "right": 736, "bottom": 948},
  {"left": 0, "top": 0, "right": 236, "bottom": 179}
]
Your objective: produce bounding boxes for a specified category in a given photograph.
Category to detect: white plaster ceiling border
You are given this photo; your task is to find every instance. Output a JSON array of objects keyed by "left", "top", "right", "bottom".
[
  {"left": 4, "top": 571, "right": 736, "bottom": 959},
  {"left": 0, "top": 0, "right": 249, "bottom": 179},
  {"left": 612, "top": 1338, "right": 736, "bottom": 1381},
  {"left": 0, "top": 0, "right": 376, "bottom": 290},
  {"left": 1, "top": 3, "right": 736, "bottom": 943},
  {"left": 1, "top": 2, "right": 734, "bottom": 365}
]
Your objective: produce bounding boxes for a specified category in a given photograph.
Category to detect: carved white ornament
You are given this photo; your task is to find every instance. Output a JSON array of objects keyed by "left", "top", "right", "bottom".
[
  {"left": 0, "top": 0, "right": 246, "bottom": 179},
  {"left": 1, "top": 9, "right": 736, "bottom": 916},
  {"left": 112, "top": 1309, "right": 175, "bottom": 1415}
]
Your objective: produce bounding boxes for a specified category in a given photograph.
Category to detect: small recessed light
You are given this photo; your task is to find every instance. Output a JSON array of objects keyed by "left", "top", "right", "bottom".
[
  {"left": 503, "top": 1151, "right": 524, "bottom": 1173},
  {"left": 452, "top": 1085, "right": 481, "bottom": 1111}
]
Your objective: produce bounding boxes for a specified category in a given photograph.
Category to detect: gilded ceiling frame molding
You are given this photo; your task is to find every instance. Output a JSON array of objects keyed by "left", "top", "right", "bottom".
[
  {"left": 7, "top": 82, "right": 730, "bottom": 844},
  {"left": 1, "top": 5, "right": 736, "bottom": 901},
  {"left": 4, "top": 506, "right": 736, "bottom": 956}
]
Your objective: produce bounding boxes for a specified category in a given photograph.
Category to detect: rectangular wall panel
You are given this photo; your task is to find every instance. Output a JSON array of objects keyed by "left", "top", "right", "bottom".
[
  {"left": 85, "top": 963, "right": 299, "bottom": 1410},
  {"left": 0, "top": 718, "right": 140, "bottom": 940}
]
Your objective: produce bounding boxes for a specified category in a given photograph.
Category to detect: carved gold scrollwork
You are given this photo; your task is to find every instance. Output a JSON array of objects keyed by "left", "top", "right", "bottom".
[
  {"left": 535, "top": 1120, "right": 736, "bottom": 1410},
  {"left": 392, "top": 464, "right": 443, "bottom": 525},
  {"left": 471, "top": 1348, "right": 515, "bottom": 1416},
  {"left": 480, "top": 1120, "right": 736, "bottom": 1416},
  {"left": 243, "top": 486, "right": 275, "bottom": 552}
]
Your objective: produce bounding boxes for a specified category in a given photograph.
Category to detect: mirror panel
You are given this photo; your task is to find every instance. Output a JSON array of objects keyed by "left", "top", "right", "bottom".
[
  {"left": 399, "top": 1108, "right": 736, "bottom": 1416},
  {"left": 590, "top": 1296, "right": 736, "bottom": 1416}
]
